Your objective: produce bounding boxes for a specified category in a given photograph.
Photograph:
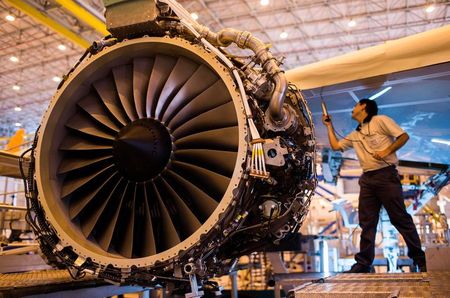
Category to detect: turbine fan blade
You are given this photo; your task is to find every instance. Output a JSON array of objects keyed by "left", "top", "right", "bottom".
[
  {"left": 94, "top": 76, "right": 129, "bottom": 126},
  {"left": 61, "top": 164, "right": 115, "bottom": 199},
  {"left": 68, "top": 172, "right": 119, "bottom": 220},
  {"left": 151, "top": 181, "right": 181, "bottom": 251},
  {"left": 175, "top": 127, "right": 239, "bottom": 151},
  {"left": 174, "top": 149, "right": 236, "bottom": 177},
  {"left": 114, "top": 183, "right": 136, "bottom": 258},
  {"left": 155, "top": 57, "right": 198, "bottom": 119},
  {"left": 163, "top": 170, "right": 218, "bottom": 222},
  {"left": 157, "top": 178, "right": 202, "bottom": 239},
  {"left": 146, "top": 55, "right": 177, "bottom": 118},
  {"left": 113, "top": 65, "right": 139, "bottom": 121},
  {"left": 172, "top": 101, "right": 237, "bottom": 139},
  {"left": 96, "top": 180, "right": 128, "bottom": 251},
  {"left": 58, "top": 155, "right": 113, "bottom": 175},
  {"left": 65, "top": 112, "right": 116, "bottom": 141},
  {"left": 60, "top": 135, "right": 113, "bottom": 151},
  {"left": 78, "top": 94, "right": 121, "bottom": 132},
  {"left": 133, "top": 58, "right": 154, "bottom": 118},
  {"left": 133, "top": 184, "right": 156, "bottom": 256},
  {"left": 167, "top": 80, "right": 230, "bottom": 131},
  {"left": 78, "top": 174, "right": 121, "bottom": 236},
  {"left": 171, "top": 161, "right": 230, "bottom": 201}
]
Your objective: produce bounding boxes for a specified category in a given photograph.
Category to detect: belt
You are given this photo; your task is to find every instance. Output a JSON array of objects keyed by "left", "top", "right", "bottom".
[{"left": 362, "top": 165, "right": 396, "bottom": 176}]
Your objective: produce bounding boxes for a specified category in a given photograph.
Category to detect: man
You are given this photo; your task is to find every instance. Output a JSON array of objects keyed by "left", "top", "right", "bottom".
[{"left": 322, "top": 98, "right": 426, "bottom": 273}]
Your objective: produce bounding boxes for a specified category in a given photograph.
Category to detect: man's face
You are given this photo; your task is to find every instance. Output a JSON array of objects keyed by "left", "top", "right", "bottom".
[{"left": 351, "top": 102, "right": 366, "bottom": 120}]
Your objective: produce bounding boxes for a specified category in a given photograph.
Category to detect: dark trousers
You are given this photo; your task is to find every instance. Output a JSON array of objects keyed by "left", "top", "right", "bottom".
[{"left": 355, "top": 165, "right": 425, "bottom": 266}]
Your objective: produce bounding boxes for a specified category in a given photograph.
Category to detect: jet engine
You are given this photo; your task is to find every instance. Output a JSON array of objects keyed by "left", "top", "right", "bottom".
[{"left": 23, "top": 0, "right": 316, "bottom": 287}]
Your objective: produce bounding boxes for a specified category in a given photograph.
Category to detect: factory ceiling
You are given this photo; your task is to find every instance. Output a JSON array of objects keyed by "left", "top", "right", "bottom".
[{"left": 0, "top": 0, "right": 449, "bottom": 139}]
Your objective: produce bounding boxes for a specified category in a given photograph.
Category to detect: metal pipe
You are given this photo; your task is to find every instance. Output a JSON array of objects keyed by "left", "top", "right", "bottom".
[
  {"left": 0, "top": 245, "right": 39, "bottom": 256},
  {"left": 230, "top": 272, "right": 238, "bottom": 298},
  {"left": 192, "top": 25, "right": 287, "bottom": 121},
  {"left": 0, "top": 204, "right": 27, "bottom": 211},
  {"left": 4, "top": 0, "right": 91, "bottom": 49},
  {"left": 55, "top": 0, "right": 109, "bottom": 36},
  {"left": 0, "top": 191, "right": 25, "bottom": 196},
  {"left": 2, "top": 177, "right": 7, "bottom": 204}
]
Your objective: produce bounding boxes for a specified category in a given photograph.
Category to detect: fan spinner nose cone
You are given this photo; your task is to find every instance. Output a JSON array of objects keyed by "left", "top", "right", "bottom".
[{"left": 113, "top": 119, "right": 172, "bottom": 182}]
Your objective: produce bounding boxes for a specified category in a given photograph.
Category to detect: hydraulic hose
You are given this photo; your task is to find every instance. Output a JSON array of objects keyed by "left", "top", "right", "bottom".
[{"left": 194, "top": 26, "right": 287, "bottom": 122}]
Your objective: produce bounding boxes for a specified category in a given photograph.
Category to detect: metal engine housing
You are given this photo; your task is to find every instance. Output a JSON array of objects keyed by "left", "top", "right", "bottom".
[{"left": 26, "top": 0, "right": 317, "bottom": 286}]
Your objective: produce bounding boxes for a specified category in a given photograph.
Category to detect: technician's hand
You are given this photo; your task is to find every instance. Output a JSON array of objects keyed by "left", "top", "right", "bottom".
[
  {"left": 373, "top": 149, "right": 391, "bottom": 160},
  {"left": 322, "top": 114, "right": 332, "bottom": 126}
]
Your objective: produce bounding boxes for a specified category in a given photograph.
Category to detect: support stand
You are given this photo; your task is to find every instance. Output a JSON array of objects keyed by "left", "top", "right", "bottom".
[{"left": 185, "top": 273, "right": 204, "bottom": 298}]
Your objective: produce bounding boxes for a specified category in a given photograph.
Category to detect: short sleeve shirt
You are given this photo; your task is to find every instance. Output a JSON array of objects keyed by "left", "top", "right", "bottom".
[{"left": 338, "top": 115, "right": 405, "bottom": 172}]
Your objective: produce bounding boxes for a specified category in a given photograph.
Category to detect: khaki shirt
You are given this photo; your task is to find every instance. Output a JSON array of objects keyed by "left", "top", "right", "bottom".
[{"left": 338, "top": 115, "right": 405, "bottom": 172}]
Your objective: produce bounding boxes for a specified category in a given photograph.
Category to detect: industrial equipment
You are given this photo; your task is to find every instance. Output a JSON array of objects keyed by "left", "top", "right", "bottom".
[{"left": 22, "top": 0, "right": 316, "bottom": 291}]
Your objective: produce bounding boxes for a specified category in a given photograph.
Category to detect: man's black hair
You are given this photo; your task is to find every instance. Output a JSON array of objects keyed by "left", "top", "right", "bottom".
[
  {"left": 359, "top": 98, "right": 378, "bottom": 123},
  {"left": 355, "top": 98, "right": 378, "bottom": 131}
]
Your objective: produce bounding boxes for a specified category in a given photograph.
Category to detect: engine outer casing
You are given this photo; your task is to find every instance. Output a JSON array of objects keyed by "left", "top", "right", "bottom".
[{"left": 35, "top": 36, "right": 248, "bottom": 269}]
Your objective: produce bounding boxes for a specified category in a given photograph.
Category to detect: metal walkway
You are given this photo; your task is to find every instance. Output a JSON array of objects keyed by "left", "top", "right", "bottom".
[
  {"left": 288, "top": 272, "right": 450, "bottom": 298},
  {"left": 0, "top": 269, "right": 148, "bottom": 298}
]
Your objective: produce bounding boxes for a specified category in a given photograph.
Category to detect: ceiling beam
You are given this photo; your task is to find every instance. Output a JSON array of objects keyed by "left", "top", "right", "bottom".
[
  {"left": 237, "top": 0, "right": 282, "bottom": 53},
  {"left": 4, "top": 0, "right": 90, "bottom": 49},
  {"left": 274, "top": 18, "right": 447, "bottom": 56},
  {"left": 0, "top": 53, "right": 80, "bottom": 79},
  {"left": 250, "top": 16, "right": 448, "bottom": 43},
  {"left": 219, "top": 2, "right": 439, "bottom": 24},
  {"left": 54, "top": 0, "right": 109, "bottom": 36}
]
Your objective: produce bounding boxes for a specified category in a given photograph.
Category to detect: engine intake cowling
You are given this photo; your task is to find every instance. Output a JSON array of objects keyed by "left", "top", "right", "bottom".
[{"left": 35, "top": 37, "right": 248, "bottom": 269}]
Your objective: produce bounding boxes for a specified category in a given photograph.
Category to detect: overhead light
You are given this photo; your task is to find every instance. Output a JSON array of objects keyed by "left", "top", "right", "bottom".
[
  {"left": 14, "top": 106, "right": 22, "bottom": 112},
  {"left": 15, "top": 123, "right": 22, "bottom": 127},
  {"left": 12, "top": 85, "right": 20, "bottom": 91},
  {"left": 260, "top": 0, "right": 269, "bottom": 6},
  {"left": 280, "top": 31, "right": 288, "bottom": 39},
  {"left": 347, "top": 19, "right": 357, "bottom": 27},
  {"left": 425, "top": 4, "right": 435, "bottom": 13},
  {"left": 52, "top": 76, "right": 62, "bottom": 82},
  {"left": 431, "top": 138, "right": 450, "bottom": 146},
  {"left": 9, "top": 56, "right": 19, "bottom": 62},
  {"left": 368, "top": 86, "right": 392, "bottom": 100},
  {"left": 5, "top": 14, "right": 15, "bottom": 22},
  {"left": 57, "top": 44, "right": 67, "bottom": 51},
  {"left": 190, "top": 12, "right": 199, "bottom": 21}
]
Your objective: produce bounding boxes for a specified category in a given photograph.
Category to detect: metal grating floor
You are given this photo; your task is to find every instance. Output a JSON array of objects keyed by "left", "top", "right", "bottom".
[
  {"left": 428, "top": 271, "right": 450, "bottom": 297},
  {"left": 0, "top": 269, "right": 97, "bottom": 288},
  {"left": 292, "top": 272, "right": 450, "bottom": 297},
  {"left": 326, "top": 272, "right": 426, "bottom": 282}
]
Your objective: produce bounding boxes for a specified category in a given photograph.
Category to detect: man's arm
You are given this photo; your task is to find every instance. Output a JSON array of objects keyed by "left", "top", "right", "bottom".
[
  {"left": 373, "top": 132, "right": 409, "bottom": 160},
  {"left": 322, "top": 115, "right": 343, "bottom": 151}
]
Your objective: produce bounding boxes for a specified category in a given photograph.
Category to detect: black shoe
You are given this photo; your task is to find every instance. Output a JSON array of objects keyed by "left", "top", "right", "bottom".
[
  {"left": 414, "top": 259, "right": 427, "bottom": 272},
  {"left": 344, "top": 263, "right": 372, "bottom": 273}
]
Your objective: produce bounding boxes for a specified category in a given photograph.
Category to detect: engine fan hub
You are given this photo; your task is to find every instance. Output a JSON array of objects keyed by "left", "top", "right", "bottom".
[{"left": 113, "top": 119, "right": 172, "bottom": 182}]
